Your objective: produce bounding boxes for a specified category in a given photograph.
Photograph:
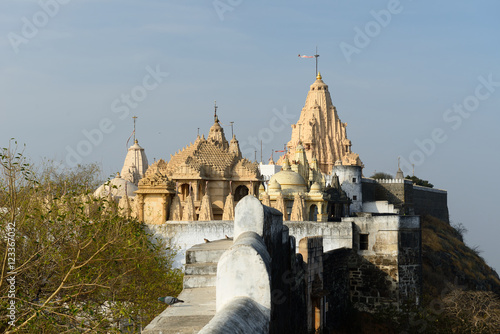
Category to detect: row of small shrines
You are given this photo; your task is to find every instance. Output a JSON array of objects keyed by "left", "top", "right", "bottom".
[
  {"left": 107, "top": 190, "right": 348, "bottom": 224},
  {"left": 94, "top": 173, "right": 351, "bottom": 224}
]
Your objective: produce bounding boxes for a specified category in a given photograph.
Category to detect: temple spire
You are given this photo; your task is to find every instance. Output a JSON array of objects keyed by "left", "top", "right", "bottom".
[
  {"left": 396, "top": 156, "right": 404, "bottom": 179},
  {"left": 277, "top": 73, "right": 362, "bottom": 173},
  {"left": 207, "top": 102, "right": 228, "bottom": 149}
]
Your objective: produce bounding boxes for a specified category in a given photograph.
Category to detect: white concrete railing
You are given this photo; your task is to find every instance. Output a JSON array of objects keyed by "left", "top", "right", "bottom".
[
  {"left": 370, "top": 178, "right": 410, "bottom": 184},
  {"left": 199, "top": 297, "right": 269, "bottom": 334},
  {"left": 199, "top": 196, "right": 276, "bottom": 334}
]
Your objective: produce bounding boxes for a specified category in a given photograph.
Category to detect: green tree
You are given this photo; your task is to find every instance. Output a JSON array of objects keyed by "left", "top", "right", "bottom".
[
  {"left": 405, "top": 175, "right": 434, "bottom": 188},
  {"left": 370, "top": 172, "right": 393, "bottom": 179},
  {"left": 0, "top": 141, "right": 182, "bottom": 333}
]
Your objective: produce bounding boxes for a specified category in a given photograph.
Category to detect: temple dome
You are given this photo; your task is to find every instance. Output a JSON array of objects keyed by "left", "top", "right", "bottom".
[
  {"left": 268, "top": 179, "right": 281, "bottom": 191},
  {"left": 310, "top": 182, "right": 322, "bottom": 193},
  {"left": 269, "top": 169, "right": 307, "bottom": 194},
  {"left": 94, "top": 173, "right": 138, "bottom": 199}
]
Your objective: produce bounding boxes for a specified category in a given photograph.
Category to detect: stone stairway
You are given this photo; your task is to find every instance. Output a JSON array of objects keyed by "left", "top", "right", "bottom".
[
  {"left": 183, "top": 239, "right": 232, "bottom": 289},
  {"left": 142, "top": 238, "right": 233, "bottom": 334}
]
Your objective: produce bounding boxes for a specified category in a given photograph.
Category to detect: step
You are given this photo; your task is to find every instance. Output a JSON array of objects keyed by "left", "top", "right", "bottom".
[
  {"left": 142, "top": 287, "right": 216, "bottom": 334},
  {"left": 185, "top": 262, "right": 218, "bottom": 276},
  {"left": 185, "top": 241, "right": 232, "bottom": 264},
  {"left": 183, "top": 274, "right": 216, "bottom": 289}
]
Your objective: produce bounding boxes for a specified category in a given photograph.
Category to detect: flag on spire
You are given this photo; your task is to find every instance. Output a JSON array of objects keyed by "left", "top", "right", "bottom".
[
  {"left": 126, "top": 116, "right": 138, "bottom": 149},
  {"left": 299, "top": 48, "right": 320, "bottom": 75},
  {"left": 126, "top": 129, "right": 135, "bottom": 149}
]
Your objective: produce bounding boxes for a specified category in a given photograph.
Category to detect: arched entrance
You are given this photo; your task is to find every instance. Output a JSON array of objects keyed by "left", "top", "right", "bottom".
[
  {"left": 309, "top": 204, "right": 318, "bottom": 221},
  {"left": 234, "top": 185, "right": 249, "bottom": 202},
  {"left": 179, "top": 183, "right": 193, "bottom": 201},
  {"left": 327, "top": 203, "right": 344, "bottom": 222}
]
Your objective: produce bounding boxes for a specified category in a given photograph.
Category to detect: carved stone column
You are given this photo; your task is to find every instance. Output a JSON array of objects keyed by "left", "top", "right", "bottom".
[
  {"left": 194, "top": 181, "right": 200, "bottom": 202},
  {"left": 161, "top": 194, "right": 169, "bottom": 223},
  {"left": 316, "top": 203, "right": 327, "bottom": 222},
  {"left": 136, "top": 194, "right": 145, "bottom": 222}
]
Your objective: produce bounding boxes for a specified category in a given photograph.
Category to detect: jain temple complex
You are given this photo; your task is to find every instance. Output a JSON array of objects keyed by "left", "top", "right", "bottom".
[{"left": 94, "top": 73, "right": 449, "bottom": 333}]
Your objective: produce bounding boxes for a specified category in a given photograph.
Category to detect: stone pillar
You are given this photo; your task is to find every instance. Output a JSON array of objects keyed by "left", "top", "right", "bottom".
[
  {"left": 317, "top": 213, "right": 328, "bottom": 222},
  {"left": 317, "top": 203, "right": 327, "bottom": 222},
  {"left": 161, "top": 194, "right": 169, "bottom": 223},
  {"left": 136, "top": 194, "right": 145, "bottom": 222},
  {"left": 299, "top": 237, "right": 324, "bottom": 332},
  {"left": 194, "top": 181, "right": 200, "bottom": 202}
]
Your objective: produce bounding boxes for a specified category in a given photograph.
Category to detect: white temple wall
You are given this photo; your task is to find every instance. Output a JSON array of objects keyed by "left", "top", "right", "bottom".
[
  {"left": 332, "top": 165, "right": 363, "bottom": 213},
  {"left": 362, "top": 201, "right": 398, "bottom": 214},
  {"left": 147, "top": 219, "right": 356, "bottom": 268},
  {"left": 146, "top": 221, "right": 234, "bottom": 268}
]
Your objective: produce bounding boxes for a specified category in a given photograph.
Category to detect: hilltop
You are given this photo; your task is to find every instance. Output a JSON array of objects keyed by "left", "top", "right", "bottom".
[
  {"left": 422, "top": 215, "right": 500, "bottom": 298},
  {"left": 336, "top": 214, "right": 500, "bottom": 334}
]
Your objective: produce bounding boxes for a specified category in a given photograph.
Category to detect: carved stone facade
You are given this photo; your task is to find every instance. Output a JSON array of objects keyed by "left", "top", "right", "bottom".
[
  {"left": 135, "top": 113, "right": 262, "bottom": 224},
  {"left": 260, "top": 141, "right": 351, "bottom": 222},
  {"left": 135, "top": 163, "right": 175, "bottom": 224},
  {"left": 278, "top": 73, "right": 362, "bottom": 174}
]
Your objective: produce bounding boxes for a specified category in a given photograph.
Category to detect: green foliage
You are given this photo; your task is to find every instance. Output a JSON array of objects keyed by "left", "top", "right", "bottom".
[
  {"left": 0, "top": 141, "right": 183, "bottom": 333},
  {"left": 405, "top": 175, "right": 434, "bottom": 188},
  {"left": 38, "top": 158, "right": 104, "bottom": 197},
  {"left": 370, "top": 172, "right": 393, "bottom": 179}
]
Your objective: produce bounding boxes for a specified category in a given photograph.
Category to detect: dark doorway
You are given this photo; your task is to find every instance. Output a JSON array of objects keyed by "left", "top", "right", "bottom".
[
  {"left": 234, "top": 185, "right": 249, "bottom": 201},
  {"left": 309, "top": 204, "right": 318, "bottom": 221}
]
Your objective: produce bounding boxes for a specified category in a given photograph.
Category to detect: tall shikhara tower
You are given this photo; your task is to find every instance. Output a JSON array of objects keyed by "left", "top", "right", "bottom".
[{"left": 278, "top": 73, "right": 362, "bottom": 174}]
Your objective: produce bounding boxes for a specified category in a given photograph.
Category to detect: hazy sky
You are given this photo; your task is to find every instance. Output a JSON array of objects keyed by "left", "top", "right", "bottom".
[{"left": 1, "top": 1, "right": 499, "bottom": 272}]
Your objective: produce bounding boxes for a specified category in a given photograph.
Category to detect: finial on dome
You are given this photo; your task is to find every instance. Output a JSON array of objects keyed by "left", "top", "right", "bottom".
[
  {"left": 132, "top": 116, "right": 138, "bottom": 142},
  {"left": 214, "top": 100, "right": 219, "bottom": 123},
  {"left": 282, "top": 156, "right": 291, "bottom": 171},
  {"left": 316, "top": 72, "right": 322, "bottom": 80},
  {"left": 134, "top": 139, "right": 138, "bottom": 144}
]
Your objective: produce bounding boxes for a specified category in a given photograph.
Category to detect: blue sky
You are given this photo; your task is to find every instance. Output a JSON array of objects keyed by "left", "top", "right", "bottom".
[{"left": 1, "top": 1, "right": 499, "bottom": 272}]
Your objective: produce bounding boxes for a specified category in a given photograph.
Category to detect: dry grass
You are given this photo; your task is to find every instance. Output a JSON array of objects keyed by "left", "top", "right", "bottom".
[{"left": 421, "top": 215, "right": 500, "bottom": 299}]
